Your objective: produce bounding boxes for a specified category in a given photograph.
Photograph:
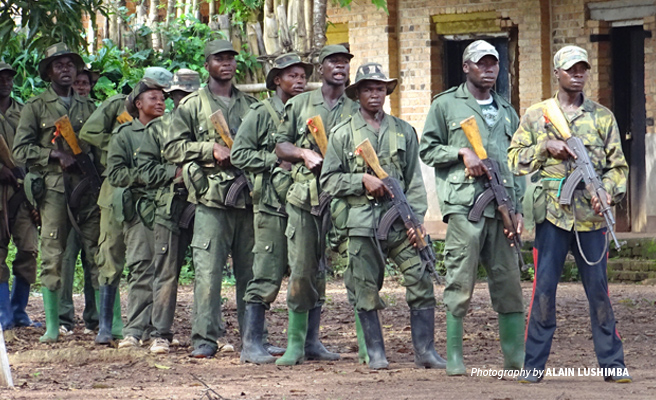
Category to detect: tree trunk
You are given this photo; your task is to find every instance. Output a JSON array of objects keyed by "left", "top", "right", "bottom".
[
  {"left": 312, "top": 0, "right": 327, "bottom": 50},
  {"left": 287, "top": 0, "right": 307, "bottom": 54},
  {"left": 263, "top": 0, "right": 281, "bottom": 55},
  {"left": 148, "top": 0, "right": 161, "bottom": 51},
  {"left": 304, "top": 0, "right": 313, "bottom": 52},
  {"left": 276, "top": 4, "right": 293, "bottom": 53},
  {"left": 192, "top": 0, "right": 201, "bottom": 20},
  {"left": 136, "top": 0, "right": 147, "bottom": 27},
  {"left": 217, "top": 14, "right": 231, "bottom": 41},
  {"left": 184, "top": 0, "right": 191, "bottom": 18}
]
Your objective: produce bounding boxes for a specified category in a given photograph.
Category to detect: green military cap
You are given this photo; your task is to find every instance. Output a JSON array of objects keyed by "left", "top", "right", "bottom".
[
  {"left": 462, "top": 40, "right": 499, "bottom": 63},
  {"left": 38, "top": 42, "right": 85, "bottom": 81},
  {"left": 344, "top": 62, "right": 397, "bottom": 100},
  {"left": 125, "top": 78, "right": 167, "bottom": 118},
  {"left": 318, "top": 44, "right": 353, "bottom": 64},
  {"left": 204, "top": 39, "right": 238, "bottom": 60},
  {"left": 553, "top": 45, "right": 591, "bottom": 70},
  {"left": 265, "top": 53, "right": 313, "bottom": 90},
  {"left": 165, "top": 68, "right": 201, "bottom": 94},
  {"left": 143, "top": 67, "right": 173, "bottom": 89},
  {"left": 0, "top": 62, "right": 16, "bottom": 77}
]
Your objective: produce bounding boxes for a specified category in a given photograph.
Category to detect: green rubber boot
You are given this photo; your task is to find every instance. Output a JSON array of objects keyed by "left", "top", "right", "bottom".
[
  {"left": 446, "top": 311, "right": 466, "bottom": 376},
  {"left": 39, "top": 287, "right": 60, "bottom": 343},
  {"left": 111, "top": 289, "right": 124, "bottom": 339},
  {"left": 355, "top": 312, "right": 369, "bottom": 364},
  {"left": 275, "top": 310, "right": 308, "bottom": 366},
  {"left": 498, "top": 312, "right": 525, "bottom": 371}
]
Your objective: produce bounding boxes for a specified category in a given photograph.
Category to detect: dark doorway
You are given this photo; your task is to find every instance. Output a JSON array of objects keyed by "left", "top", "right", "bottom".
[
  {"left": 443, "top": 37, "right": 511, "bottom": 101},
  {"left": 611, "top": 26, "right": 646, "bottom": 232}
]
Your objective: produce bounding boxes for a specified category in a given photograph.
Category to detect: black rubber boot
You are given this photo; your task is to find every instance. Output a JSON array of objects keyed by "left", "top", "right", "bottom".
[
  {"left": 95, "top": 285, "right": 116, "bottom": 345},
  {"left": 357, "top": 310, "right": 389, "bottom": 370},
  {"left": 304, "top": 306, "right": 340, "bottom": 361},
  {"left": 240, "top": 303, "right": 276, "bottom": 364},
  {"left": 411, "top": 308, "right": 446, "bottom": 369}
]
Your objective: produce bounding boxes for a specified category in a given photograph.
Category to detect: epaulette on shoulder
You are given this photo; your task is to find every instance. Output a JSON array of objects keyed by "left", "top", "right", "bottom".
[
  {"left": 115, "top": 120, "right": 133, "bottom": 134},
  {"left": 331, "top": 116, "right": 352, "bottom": 134},
  {"left": 179, "top": 91, "right": 200, "bottom": 106},
  {"left": 249, "top": 101, "right": 264, "bottom": 110},
  {"left": 432, "top": 86, "right": 457, "bottom": 100}
]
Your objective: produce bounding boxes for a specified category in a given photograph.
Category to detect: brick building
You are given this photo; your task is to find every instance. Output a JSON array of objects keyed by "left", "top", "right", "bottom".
[{"left": 327, "top": 0, "right": 656, "bottom": 234}]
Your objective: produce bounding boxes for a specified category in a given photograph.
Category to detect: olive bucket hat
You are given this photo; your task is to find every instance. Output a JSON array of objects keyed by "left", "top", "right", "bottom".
[
  {"left": 125, "top": 78, "right": 167, "bottom": 118},
  {"left": 0, "top": 62, "right": 17, "bottom": 77},
  {"left": 265, "top": 53, "right": 314, "bottom": 91},
  {"left": 165, "top": 69, "right": 201, "bottom": 94},
  {"left": 344, "top": 62, "right": 397, "bottom": 100},
  {"left": 38, "top": 42, "right": 85, "bottom": 82}
]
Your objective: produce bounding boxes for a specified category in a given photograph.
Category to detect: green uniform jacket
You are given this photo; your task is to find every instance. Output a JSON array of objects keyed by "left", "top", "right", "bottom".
[
  {"left": 275, "top": 88, "right": 358, "bottom": 211},
  {"left": 163, "top": 85, "right": 257, "bottom": 209},
  {"left": 419, "top": 83, "right": 524, "bottom": 222},
  {"left": 0, "top": 98, "right": 24, "bottom": 212},
  {"left": 231, "top": 96, "right": 287, "bottom": 216},
  {"left": 79, "top": 94, "right": 128, "bottom": 169},
  {"left": 12, "top": 86, "right": 97, "bottom": 187},
  {"left": 508, "top": 95, "right": 628, "bottom": 232},
  {"left": 321, "top": 110, "right": 427, "bottom": 237},
  {"left": 137, "top": 114, "right": 185, "bottom": 233}
]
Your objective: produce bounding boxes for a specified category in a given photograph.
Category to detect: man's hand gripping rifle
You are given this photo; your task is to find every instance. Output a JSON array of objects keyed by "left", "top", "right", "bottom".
[
  {"left": 459, "top": 116, "right": 527, "bottom": 271},
  {"left": 542, "top": 99, "right": 621, "bottom": 250},
  {"left": 355, "top": 138, "right": 442, "bottom": 284}
]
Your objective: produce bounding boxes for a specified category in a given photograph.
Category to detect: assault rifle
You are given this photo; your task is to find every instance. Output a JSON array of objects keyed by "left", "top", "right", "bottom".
[
  {"left": 355, "top": 138, "right": 442, "bottom": 283},
  {"left": 459, "top": 116, "right": 527, "bottom": 271},
  {"left": 208, "top": 109, "right": 250, "bottom": 207},
  {"left": 542, "top": 99, "right": 621, "bottom": 250},
  {"left": 53, "top": 115, "right": 102, "bottom": 198},
  {"left": 306, "top": 115, "right": 332, "bottom": 217}
]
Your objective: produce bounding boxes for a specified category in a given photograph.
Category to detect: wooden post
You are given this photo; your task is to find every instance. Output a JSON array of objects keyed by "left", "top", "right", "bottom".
[{"left": 0, "top": 325, "right": 13, "bottom": 388}]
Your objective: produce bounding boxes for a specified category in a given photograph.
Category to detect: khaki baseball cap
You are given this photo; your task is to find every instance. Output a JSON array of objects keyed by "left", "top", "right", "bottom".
[
  {"left": 165, "top": 68, "right": 201, "bottom": 93},
  {"left": 125, "top": 78, "right": 167, "bottom": 117},
  {"left": 462, "top": 40, "right": 499, "bottom": 63},
  {"left": 318, "top": 44, "right": 353, "bottom": 64},
  {"left": 204, "top": 39, "right": 238, "bottom": 60},
  {"left": 265, "top": 53, "right": 313, "bottom": 90},
  {"left": 553, "top": 45, "right": 591, "bottom": 70},
  {"left": 0, "top": 62, "right": 16, "bottom": 77},
  {"left": 344, "top": 62, "right": 397, "bottom": 100}
]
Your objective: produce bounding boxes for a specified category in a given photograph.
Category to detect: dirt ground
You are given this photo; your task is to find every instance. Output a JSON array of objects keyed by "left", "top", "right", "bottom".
[{"left": 1, "top": 277, "right": 654, "bottom": 400}]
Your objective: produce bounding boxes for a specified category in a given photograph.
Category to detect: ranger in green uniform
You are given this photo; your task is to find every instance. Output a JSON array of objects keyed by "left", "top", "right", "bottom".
[
  {"left": 321, "top": 63, "right": 446, "bottom": 370},
  {"left": 231, "top": 53, "right": 312, "bottom": 364},
  {"left": 0, "top": 62, "right": 40, "bottom": 334},
  {"left": 274, "top": 45, "right": 358, "bottom": 366},
  {"left": 164, "top": 39, "right": 258, "bottom": 358},
  {"left": 141, "top": 69, "right": 200, "bottom": 354},
  {"left": 86, "top": 67, "right": 173, "bottom": 345},
  {"left": 419, "top": 40, "right": 525, "bottom": 375},
  {"left": 12, "top": 43, "right": 98, "bottom": 343},
  {"left": 106, "top": 78, "right": 167, "bottom": 348}
]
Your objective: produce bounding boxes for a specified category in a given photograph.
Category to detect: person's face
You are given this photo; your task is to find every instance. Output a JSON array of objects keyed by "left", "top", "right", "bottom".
[
  {"left": 275, "top": 65, "right": 307, "bottom": 97},
  {"left": 73, "top": 73, "right": 91, "bottom": 97},
  {"left": 169, "top": 90, "right": 190, "bottom": 109},
  {"left": 48, "top": 56, "right": 77, "bottom": 87},
  {"left": 204, "top": 52, "right": 237, "bottom": 82},
  {"left": 136, "top": 89, "right": 166, "bottom": 119},
  {"left": 357, "top": 81, "right": 387, "bottom": 114},
  {"left": 0, "top": 71, "right": 14, "bottom": 98},
  {"left": 319, "top": 54, "right": 350, "bottom": 86},
  {"left": 463, "top": 55, "right": 499, "bottom": 90},
  {"left": 555, "top": 62, "right": 589, "bottom": 93}
]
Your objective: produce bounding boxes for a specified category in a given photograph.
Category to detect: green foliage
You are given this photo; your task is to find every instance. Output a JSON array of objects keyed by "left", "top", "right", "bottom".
[
  {"left": 334, "top": 0, "right": 388, "bottom": 14},
  {"left": 0, "top": 0, "right": 106, "bottom": 54}
]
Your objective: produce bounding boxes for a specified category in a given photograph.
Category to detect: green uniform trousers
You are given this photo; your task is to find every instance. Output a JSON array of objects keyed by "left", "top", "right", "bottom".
[
  {"left": 346, "top": 228, "right": 435, "bottom": 312},
  {"left": 59, "top": 229, "right": 98, "bottom": 330},
  {"left": 122, "top": 217, "right": 155, "bottom": 339},
  {"left": 191, "top": 204, "right": 254, "bottom": 350},
  {"left": 150, "top": 222, "right": 192, "bottom": 341},
  {"left": 243, "top": 212, "right": 288, "bottom": 307},
  {"left": 0, "top": 201, "right": 38, "bottom": 284},
  {"left": 97, "top": 204, "right": 127, "bottom": 287},
  {"left": 285, "top": 203, "right": 326, "bottom": 313},
  {"left": 39, "top": 187, "right": 100, "bottom": 292},
  {"left": 443, "top": 214, "right": 524, "bottom": 317}
]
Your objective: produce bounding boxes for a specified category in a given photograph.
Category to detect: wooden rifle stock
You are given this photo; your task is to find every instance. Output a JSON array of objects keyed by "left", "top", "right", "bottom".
[
  {"left": 209, "top": 109, "right": 233, "bottom": 149},
  {"left": 116, "top": 110, "right": 133, "bottom": 124},
  {"left": 306, "top": 115, "right": 328, "bottom": 156}
]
